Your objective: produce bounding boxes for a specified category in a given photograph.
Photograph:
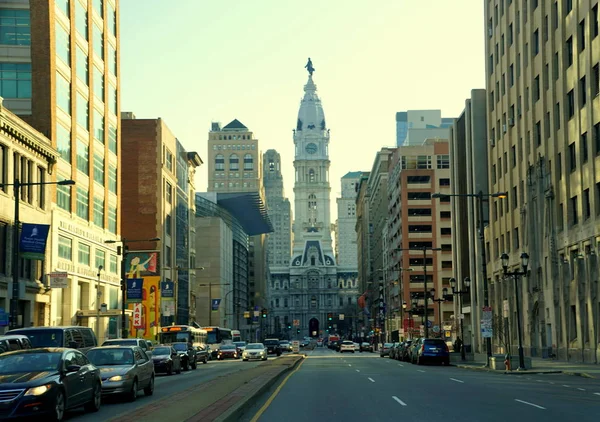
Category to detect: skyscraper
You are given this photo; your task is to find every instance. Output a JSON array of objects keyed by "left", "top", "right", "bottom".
[{"left": 396, "top": 110, "right": 453, "bottom": 146}]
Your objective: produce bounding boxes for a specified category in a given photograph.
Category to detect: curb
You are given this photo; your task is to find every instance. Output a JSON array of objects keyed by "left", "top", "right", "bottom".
[
  {"left": 563, "top": 371, "right": 596, "bottom": 379},
  {"left": 217, "top": 356, "right": 305, "bottom": 422},
  {"left": 455, "top": 365, "right": 562, "bottom": 375}
]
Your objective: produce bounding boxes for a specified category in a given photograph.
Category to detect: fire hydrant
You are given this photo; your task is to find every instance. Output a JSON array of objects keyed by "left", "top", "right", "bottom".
[{"left": 504, "top": 354, "right": 511, "bottom": 371}]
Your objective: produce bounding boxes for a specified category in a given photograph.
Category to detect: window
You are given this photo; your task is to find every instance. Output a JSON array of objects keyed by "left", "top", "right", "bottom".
[
  {"left": 555, "top": 102, "right": 561, "bottom": 130},
  {"left": 108, "top": 84, "right": 117, "bottom": 115},
  {"left": 108, "top": 206, "right": 117, "bottom": 233},
  {"left": 533, "top": 29, "right": 539, "bottom": 55},
  {"left": 58, "top": 235, "right": 72, "bottom": 260},
  {"left": 579, "top": 19, "right": 586, "bottom": 52},
  {"left": 76, "top": 139, "right": 89, "bottom": 173},
  {"left": 569, "top": 142, "right": 576, "bottom": 172},
  {"left": 93, "top": 197, "right": 104, "bottom": 227},
  {"left": 107, "top": 2, "right": 116, "bottom": 36},
  {"left": 229, "top": 154, "right": 239, "bottom": 170},
  {"left": 509, "top": 64, "right": 514, "bottom": 87},
  {"left": 93, "top": 0, "right": 103, "bottom": 18},
  {"left": 308, "top": 169, "right": 315, "bottom": 183},
  {"left": 407, "top": 208, "right": 432, "bottom": 216},
  {"left": 165, "top": 149, "right": 173, "bottom": 171},
  {"left": 108, "top": 43, "right": 117, "bottom": 76},
  {"left": 93, "top": 23, "right": 104, "bottom": 60},
  {"left": 534, "top": 75, "right": 540, "bottom": 101},
  {"left": 165, "top": 214, "right": 172, "bottom": 236},
  {"left": 108, "top": 164, "right": 117, "bottom": 193},
  {"left": 441, "top": 227, "right": 452, "bottom": 236},
  {"left": 93, "top": 66, "right": 104, "bottom": 102},
  {"left": 592, "top": 64, "right": 600, "bottom": 98},
  {"left": 215, "top": 154, "right": 224, "bottom": 171},
  {"left": 407, "top": 192, "right": 431, "bottom": 200},
  {"left": 76, "top": 46, "right": 88, "bottom": 85},
  {"left": 0, "top": 9, "right": 31, "bottom": 45},
  {"left": 566, "top": 37, "right": 573, "bottom": 67},
  {"left": 535, "top": 121, "right": 541, "bottom": 146},
  {"left": 93, "top": 109, "right": 104, "bottom": 142},
  {"left": 593, "top": 5, "right": 599, "bottom": 39},
  {"left": 165, "top": 246, "right": 172, "bottom": 267},
  {"left": 94, "top": 249, "right": 106, "bottom": 270},
  {"left": 436, "top": 155, "right": 450, "bottom": 169},
  {"left": 570, "top": 195, "right": 578, "bottom": 225},
  {"left": 55, "top": 21, "right": 70, "bottom": 65},
  {"left": 557, "top": 153, "right": 562, "bottom": 179},
  {"left": 76, "top": 92, "right": 89, "bottom": 130},
  {"left": 565, "top": 0, "right": 572, "bottom": 15},
  {"left": 0, "top": 63, "right": 31, "bottom": 99},
  {"left": 57, "top": 175, "right": 72, "bottom": 211},
  {"left": 596, "top": 123, "right": 600, "bottom": 156},
  {"left": 165, "top": 182, "right": 172, "bottom": 203},
  {"left": 406, "top": 175, "right": 430, "bottom": 184},
  {"left": 567, "top": 90, "right": 575, "bottom": 119},
  {"left": 56, "top": 124, "right": 71, "bottom": 163},
  {"left": 56, "top": 71, "right": 71, "bottom": 114},
  {"left": 408, "top": 225, "right": 432, "bottom": 233},
  {"left": 78, "top": 243, "right": 90, "bottom": 265},
  {"left": 581, "top": 132, "right": 588, "bottom": 163},
  {"left": 439, "top": 178, "right": 450, "bottom": 186},
  {"left": 75, "top": 0, "right": 88, "bottom": 39},
  {"left": 108, "top": 124, "right": 117, "bottom": 154},
  {"left": 580, "top": 76, "right": 587, "bottom": 107},
  {"left": 76, "top": 187, "right": 88, "bottom": 219},
  {"left": 584, "top": 189, "right": 591, "bottom": 220},
  {"left": 243, "top": 154, "right": 253, "bottom": 170},
  {"left": 109, "top": 255, "right": 117, "bottom": 273},
  {"left": 440, "top": 211, "right": 451, "bottom": 219},
  {"left": 93, "top": 153, "right": 104, "bottom": 185}
]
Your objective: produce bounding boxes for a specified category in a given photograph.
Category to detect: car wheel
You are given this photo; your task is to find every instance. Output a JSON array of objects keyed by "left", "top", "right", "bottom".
[
  {"left": 183, "top": 360, "right": 189, "bottom": 371},
  {"left": 203, "top": 357, "right": 208, "bottom": 364},
  {"left": 84, "top": 382, "right": 101, "bottom": 413},
  {"left": 51, "top": 389, "right": 66, "bottom": 422},
  {"left": 144, "top": 376, "right": 154, "bottom": 396},
  {"left": 127, "top": 379, "right": 138, "bottom": 402},
  {"left": 243, "top": 358, "right": 248, "bottom": 361},
  {"left": 262, "top": 357, "right": 267, "bottom": 361},
  {"left": 417, "top": 357, "right": 422, "bottom": 365},
  {"left": 167, "top": 363, "right": 173, "bottom": 375},
  {"left": 191, "top": 360, "right": 197, "bottom": 370}
]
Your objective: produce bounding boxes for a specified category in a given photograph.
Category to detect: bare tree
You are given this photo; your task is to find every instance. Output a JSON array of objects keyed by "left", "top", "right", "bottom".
[{"left": 492, "top": 314, "right": 511, "bottom": 356}]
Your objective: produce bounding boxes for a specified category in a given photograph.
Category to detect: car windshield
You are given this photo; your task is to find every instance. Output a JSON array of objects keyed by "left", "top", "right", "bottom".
[
  {"left": 172, "top": 343, "right": 188, "bottom": 351},
  {"left": 87, "top": 348, "right": 134, "bottom": 366},
  {"left": 7, "top": 329, "right": 63, "bottom": 348},
  {"left": 342, "top": 341, "right": 354, "bottom": 345},
  {"left": 152, "top": 347, "right": 171, "bottom": 356},
  {"left": 246, "top": 344, "right": 264, "bottom": 350},
  {"left": 221, "top": 345, "right": 235, "bottom": 350},
  {"left": 0, "top": 351, "right": 62, "bottom": 374},
  {"left": 234, "top": 342, "right": 246, "bottom": 347},
  {"left": 103, "top": 340, "right": 137, "bottom": 347},
  {"left": 384, "top": 343, "right": 393, "bottom": 347},
  {"left": 264, "top": 340, "right": 278, "bottom": 345}
]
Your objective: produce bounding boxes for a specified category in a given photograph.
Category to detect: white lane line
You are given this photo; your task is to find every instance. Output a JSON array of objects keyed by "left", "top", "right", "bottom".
[
  {"left": 549, "top": 382, "right": 555, "bottom": 385},
  {"left": 578, "top": 388, "right": 586, "bottom": 391},
  {"left": 562, "top": 384, "right": 571, "bottom": 388},
  {"left": 594, "top": 392, "right": 600, "bottom": 396},
  {"left": 356, "top": 369, "right": 360, "bottom": 372},
  {"left": 368, "top": 377, "right": 375, "bottom": 383},
  {"left": 515, "top": 399, "right": 546, "bottom": 410},
  {"left": 348, "top": 364, "right": 352, "bottom": 367},
  {"left": 392, "top": 396, "right": 407, "bottom": 406},
  {"left": 536, "top": 380, "right": 544, "bottom": 383},
  {"left": 417, "top": 370, "right": 426, "bottom": 373},
  {"left": 450, "top": 378, "right": 464, "bottom": 383},
  {"left": 398, "top": 364, "right": 404, "bottom": 367}
]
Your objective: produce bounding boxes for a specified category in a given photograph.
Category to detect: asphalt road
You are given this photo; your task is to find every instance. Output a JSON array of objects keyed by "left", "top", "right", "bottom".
[
  {"left": 65, "top": 356, "right": 270, "bottom": 421},
  {"left": 248, "top": 347, "right": 600, "bottom": 422}
]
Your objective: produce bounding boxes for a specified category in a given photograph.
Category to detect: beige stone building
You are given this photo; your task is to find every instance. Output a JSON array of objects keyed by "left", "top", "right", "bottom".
[{"left": 485, "top": 0, "right": 600, "bottom": 361}]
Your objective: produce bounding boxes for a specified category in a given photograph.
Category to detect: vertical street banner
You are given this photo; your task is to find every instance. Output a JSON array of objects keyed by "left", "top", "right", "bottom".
[
  {"left": 211, "top": 299, "right": 221, "bottom": 311},
  {"left": 132, "top": 303, "right": 144, "bottom": 329},
  {"left": 481, "top": 306, "right": 493, "bottom": 338},
  {"left": 126, "top": 278, "right": 144, "bottom": 303},
  {"left": 161, "top": 280, "right": 174, "bottom": 298},
  {"left": 141, "top": 276, "right": 160, "bottom": 339},
  {"left": 19, "top": 223, "right": 50, "bottom": 260}
]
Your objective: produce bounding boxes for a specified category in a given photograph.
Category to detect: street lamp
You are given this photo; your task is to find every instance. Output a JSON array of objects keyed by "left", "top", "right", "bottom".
[
  {"left": 450, "top": 276, "right": 470, "bottom": 361},
  {"left": 501, "top": 251, "right": 529, "bottom": 371},
  {"left": 197, "top": 282, "right": 231, "bottom": 326},
  {"left": 0, "top": 178, "right": 75, "bottom": 329},
  {"left": 96, "top": 265, "right": 103, "bottom": 341},
  {"left": 430, "top": 287, "right": 448, "bottom": 335},
  {"left": 104, "top": 237, "right": 161, "bottom": 338},
  {"left": 432, "top": 190, "right": 506, "bottom": 365}
]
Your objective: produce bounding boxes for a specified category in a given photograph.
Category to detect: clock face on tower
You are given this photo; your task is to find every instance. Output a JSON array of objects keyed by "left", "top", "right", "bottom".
[{"left": 305, "top": 143, "right": 317, "bottom": 154}]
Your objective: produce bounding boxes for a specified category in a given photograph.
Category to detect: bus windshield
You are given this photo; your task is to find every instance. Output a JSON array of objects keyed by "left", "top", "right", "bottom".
[{"left": 160, "top": 332, "right": 191, "bottom": 344}]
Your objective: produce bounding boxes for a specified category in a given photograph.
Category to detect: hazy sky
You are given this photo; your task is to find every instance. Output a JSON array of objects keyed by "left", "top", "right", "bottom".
[{"left": 120, "top": 0, "right": 485, "bottom": 221}]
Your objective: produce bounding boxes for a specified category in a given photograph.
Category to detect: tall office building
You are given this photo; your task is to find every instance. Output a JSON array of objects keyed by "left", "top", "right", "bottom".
[
  {"left": 485, "top": 0, "right": 600, "bottom": 361},
  {"left": 396, "top": 110, "right": 453, "bottom": 146},
  {"left": 0, "top": 0, "right": 122, "bottom": 333},
  {"left": 335, "top": 171, "right": 360, "bottom": 268}
]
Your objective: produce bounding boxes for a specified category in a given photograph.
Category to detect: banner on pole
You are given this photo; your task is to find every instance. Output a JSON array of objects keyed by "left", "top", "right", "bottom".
[{"left": 19, "top": 223, "right": 50, "bottom": 260}]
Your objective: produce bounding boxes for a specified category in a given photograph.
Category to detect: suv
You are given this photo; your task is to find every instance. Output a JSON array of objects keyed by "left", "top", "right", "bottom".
[
  {"left": 0, "top": 335, "right": 33, "bottom": 354},
  {"left": 171, "top": 342, "right": 197, "bottom": 370},
  {"left": 102, "top": 338, "right": 153, "bottom": 357},
  {"left": 263, "top": 338, "right": 282, "bottom": 356},
  {"left": 6, "top": 326, "right": 97, "bottom": 352}
]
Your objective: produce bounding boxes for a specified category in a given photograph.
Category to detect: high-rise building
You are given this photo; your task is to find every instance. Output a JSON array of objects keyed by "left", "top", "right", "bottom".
[
  {"left": 335, "top": 171, "right": 361, "bottom": 268},
  {"left": 485, "top": 0, "right": 600, "bottom": 362},
  {"left": 396, "top": 110, "right": 453, "bottom": 146},
  {"left": 0, "top": 0, "right": 122, "bottom": 333},
  {"left": 120, "top": 114, "right": 202, "bottom": 337}
]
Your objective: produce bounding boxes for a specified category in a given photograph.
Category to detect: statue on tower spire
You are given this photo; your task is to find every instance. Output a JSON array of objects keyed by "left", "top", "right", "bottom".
[{"left": 305, "top": 57, "right": 315, "bottom": 76}]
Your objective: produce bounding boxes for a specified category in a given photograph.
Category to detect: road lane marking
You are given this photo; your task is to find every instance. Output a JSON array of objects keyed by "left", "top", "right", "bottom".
[
  {"left": 594, "top": 392, "right": 600, "bottom": 396},
  {"left": 450, "top": 378, "right": 464, "bottom": 383},
  {"left": 356, "top": 369, "right": 360, "bottom": 372},
  {"left": 578, "top": 388, "right": 586, "bottom": 391},
  {"left": 398, "top": 364, "right": 404, "bottom": 367},
  {"left": 250, "top": 358, "right": 306, "bottom": 422},
  {"left": 417, "top": 370, "right": 426, "bottom": 373},
  {"left": 562, "top": 385, "right": 570, "bottom": 388},
  {"left": 348, "top": 364, "right": 352, "bottom": 367},
  {"left": 368, "top": 377, "right": 375, "bottom": 383},
  {"left": 515, "top": 399, "right": 546, "bottom": 410},
  {"left": 392, "top": 396, "right": 407, "bottom": 406}
]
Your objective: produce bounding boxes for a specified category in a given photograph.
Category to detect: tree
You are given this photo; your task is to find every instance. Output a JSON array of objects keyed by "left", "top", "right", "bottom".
[{"left": 492, "top": 314, "right": 511, "bottom": 356}]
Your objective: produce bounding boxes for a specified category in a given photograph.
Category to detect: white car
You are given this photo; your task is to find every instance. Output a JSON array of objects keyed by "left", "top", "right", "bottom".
[
  {"left": 242, "top": 343, "right": 268, "bottom": 361},
  {"left": 353, "top": 342, "right": 360, "bottom": 351},
  {"left": 340, "top": 341, "right": 355, "bottom": 353}
]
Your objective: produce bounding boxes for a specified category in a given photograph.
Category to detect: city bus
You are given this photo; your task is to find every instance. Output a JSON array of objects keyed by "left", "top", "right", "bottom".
[
  {"left": 202, "top": 326, "right": 232, "bottom": 357},
  {"left": 231, "top": 330, "right": 242, "bottom": 342},
  {"left": 159, "top": 325, "right": 207, "bottom": 349}
]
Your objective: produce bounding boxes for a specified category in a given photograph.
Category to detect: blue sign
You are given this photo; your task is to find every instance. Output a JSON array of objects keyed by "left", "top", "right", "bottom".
[
  {"left": 161, "top": 281, "right": 174, "bottom": 298},
  {"left": 19, "top": 223, "right": 50, "bottom": 260},
  {"left": 211, "top": 299, "right": 221, "bottom": 311},
  {"left": 126, "top": 278, "right": 144, "bottom": 303},
  {"left": 426, "top": 320, "right": 433, "bottom": 328},
  {"left": 0, "top": 308, "right": 8, "bottom": 327}
]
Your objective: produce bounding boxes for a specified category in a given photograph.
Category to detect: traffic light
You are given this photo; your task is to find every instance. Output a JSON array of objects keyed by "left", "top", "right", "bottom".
[
  {"left": 287, "top": 324, "right": 291, "bottom": 329},
  {"left": 327, "top": 313, "right": 333, "bottom": 321},
  {"left": 261, "top": 308, "right": 267, "bottom": 318},
  {"left": 296, "top": 328, "right": 300, "bottom": 334}
]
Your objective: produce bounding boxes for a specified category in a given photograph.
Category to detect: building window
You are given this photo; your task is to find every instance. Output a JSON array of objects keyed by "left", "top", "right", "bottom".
[
  {"left": 581, "top": 132, "right": 588, "bottom": 163},
  {"left": 165, "top": 149, "right": 173, "bottom": 171},
  {"left": 308, "top": 169, "right": 315, "bottom": 183},
  {"left": 567, "top": 90, "right": 575, "bottom": 119},
  {"left": 165, "top": 245, "right": 172, "bottom": 267},
  {"left": 93, "top": 66, "right": 104, "bottom": 102},
  {"left": 595, "top": 123, "right": 600, "bottom": 156},
  {"left": 165, "top": 214, "right": 172, "bottom": 236},
  {"left": 166, "top": 182, "right": 172, "bottom": 203},
  {"left": 570, "top": 195, "right": 578, "bottom": 225},
  {"left": 533, "top": 29, "right": 539, "bottom": 55},
  {"left": 93, "top": 0, "right": 103, "bottom": 18},
  {"left": 229, "top": 153, "right": 239, "bottom": 170},
  {"left": 436, "top": 155, "right": 450, "bottom": 169},
  {"left": 57, "top": 175, "right": 72, "bottom": 211},
  {"left": 76, "top": 187, "right": 89, "bottom": 219},
  {"left": 108, "top": 43, "right": 117, "bottom": 76},
  {"left": 107, "top": 2, "right": 116, "bottom": 36},
  {"left": 215, "top": 154, "right": 225, "bottom": 171},
  {"left": 93, "top": 109, "right": 104, "bottom": 142},
  {"left": 76, "top": 46, "right": 88, "bottom": 85},
  {"left": 76, "top": 92, "right": 89, "bottom": 130},
  {"left": 565, "top": 0, "right": 573, "bottom": 15},
  {"left": 108, "top": 164, "right": 117, "bottom": 193},
  {"left": 58, "top": 235, "right": 72, "bottom": 260},
  {"left": 580, "top": 76, "right": 587, "bottom": 107},
  {"left": 243, "top": 154, "right": 253, "bottom": 170},
  {"left": 93, "top": 153, "right": 104, "bottom": 185},
  {"left": 108, "top": 206, "right": 117, "bottom": 233},
  {"left": 0, "top": 63, "right": 31, "bottom": 99},
  {"left": 95, "top": 249, "right": 105, "bottom": 270},
  {"left": 566, "top": 37, "right": 573, "bottom": 67},
  {"left": 56, "top": 72, "right": 71, "bottom": 114},
  {"left": 109, "top": 255, "right": 117, "bottom": 273},
  {"left": 93, "top": 197, "right": 104, "bottom": 227},
  {"left": 108, "top": 124, "right": 117, "bottom": 154},
  {"left": 569, "top": 142, "right": 576, "bottom": 171},
  {"left": 439, "top": 178, "right": 450, "bottom": 186},
  {"left": 76, "top": 139, "right": 89, "bottom": 174},
  {"left": 78, "top": 243, "right": 90, "bottom": 266},
  {"left": 56, "top": 124, "right": 71, "bottom": 163},
  {"left": 75, "top": 0, "right": 88, "bottom": 39},
  {"left": 593, "top": 5, "right": 599, "bottom": 38},
  {"left": 55, "top": 21, "right": 70, "bottom": 66},
  {"left": 0, "top": 9, "right": 30, "bottom": 45},
  {"left": 108, "top": 84, "right": 117, "bottom": 115},
  {"left": 584, "top": 189, "right": 591, "bottom": 220},
  {"left": 93, "top": 23, "right": 104, "bottom": 60}
]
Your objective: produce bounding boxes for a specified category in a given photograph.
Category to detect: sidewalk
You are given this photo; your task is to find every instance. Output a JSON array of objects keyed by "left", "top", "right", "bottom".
[
  {"left": 455, "top": 355, "right": 600, "bottom": 378},
  {"left": 107, "top": 355, "right": 304, "bottom": 422}
]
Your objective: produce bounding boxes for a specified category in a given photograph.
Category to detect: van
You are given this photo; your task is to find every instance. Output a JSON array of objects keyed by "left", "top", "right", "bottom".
[
  {"left": 0, "top": 335, "right": 33, "bottom": 354},
  {"left": 6, "top": 326, "right": 98, "bottom": 353}
]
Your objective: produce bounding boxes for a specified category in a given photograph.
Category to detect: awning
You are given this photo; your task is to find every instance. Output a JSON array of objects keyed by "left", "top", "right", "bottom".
[{"left": 216, "top": 192, "right": 273, "bottom": 236}]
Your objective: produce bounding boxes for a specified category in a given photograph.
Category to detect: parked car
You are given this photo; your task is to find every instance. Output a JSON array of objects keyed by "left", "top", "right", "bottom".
[
  {"left": 86, "top": 346, "right": 154, "bottom": 401},
  {"left": 316, "top": 339, "right": 323, "bottom": 347},
  {"left": 0, "top": 347, "right": 101, "bottom": 420},
  {"left": 339, "top": 341, "right": 355, "bottom": 353},
  {"left": 6, "top": 326, "right": 97, "bottom": 353},
  {"left": 333, "top": 339, "right": 343, "bottom": 352},
  {"left": 409, "top": 339, "right": 424, "bottom": 363},
  {"left": 150, "top": 345, "right": 182, "bottom": 375},
  {"left": 102, "top": 338, "right": 152, "bottom": 358},
  {"left": 353, "top": 342, "right": 360, "bottom": 352},
  {"left": 360, "top": 342, "right": 373, "bottom": 353},
  {"left": 413, "top": 338, "right": 450, "bottom": 365},
  {"left": 217, "top": 344, "right": 239, "bottom": 360},
  {"left": 380, "top": 343, "right": 394, "bottom": 357},
  {"left": 399, "top": 340, "right": 413, "bottom": 362},
  {"left": 171, "top": 342, "right": 197, "bottom": 370},
  {"left": 0, "top": 335, "right": 33, "bottom": 355},
  {"left": 389, "top": 343, "right": 401, "bottom": 359},
  {"left": 194, "top": 345, "right": 209, "bottom": 364},
  {"left": 279, "top": 341, "right": 292, "bottom": 352},
  {"left": 242, "top": 343, "right": 268, "bottom": 361},
  {"left": 263, "top": 338, "right": 282, "bottom": 356}
]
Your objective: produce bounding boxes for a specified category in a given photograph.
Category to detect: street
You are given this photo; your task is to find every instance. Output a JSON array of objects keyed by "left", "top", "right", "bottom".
[
  {"left": 64, "top": 357, "right": 270, "bottom": 421},
  {"left": 247, "top": 347, "right": 600, "bottom": 422}
]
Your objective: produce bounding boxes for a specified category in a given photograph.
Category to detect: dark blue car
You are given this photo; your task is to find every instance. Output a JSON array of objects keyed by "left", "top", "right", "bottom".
[{"left": 414, "top": 338, "right": 450, "bottom": 365}]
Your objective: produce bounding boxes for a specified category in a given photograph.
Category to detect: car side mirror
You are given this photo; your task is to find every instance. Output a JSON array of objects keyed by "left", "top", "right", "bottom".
[{"left": 65, "top": 364, "right": 81, "bottom": 373}]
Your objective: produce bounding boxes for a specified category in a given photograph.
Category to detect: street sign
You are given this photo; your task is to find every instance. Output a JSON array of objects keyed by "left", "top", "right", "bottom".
[
  {"left": 253, "top": 310, "right": 260, "bottom": 317},
  {"left": 339, "top": 314, "right": 345, "bottom": 321},
  {"left": 132, "top": 303, "right": 143, "bottom": 328},
  {"left": 48, "top": 272, "right": 69, "bottom": 288},
  {"left": 0, "top": 308, "right": 8, "bottom": 327},
  {"left": 292, "top": 340, "right": 300, "bottom": 353},
  {"left": 211, "top": 299, "right": 221, "bottom": 311},
  {"left": 426, "top": 320, "right": 432, "bottom": 328},
  {"left": 503, "top": 300, "right": 509, "bottom": 317},
  {"left": 293, "top": 319, "right": 300, "bottom": 326},
  {"left": 432, "top": 325, "right": 440, "bottom": 333}
]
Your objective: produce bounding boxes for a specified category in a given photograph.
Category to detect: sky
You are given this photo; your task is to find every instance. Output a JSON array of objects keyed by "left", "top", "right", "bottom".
[{"left": 119, "top": 0, "right": 486, "bottom": 222}]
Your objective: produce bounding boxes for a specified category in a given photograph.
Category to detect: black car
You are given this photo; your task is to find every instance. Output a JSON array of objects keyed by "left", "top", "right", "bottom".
[
  {"left": 0, "top": 348, "right": 101, "bottom": 421},
  {"left": 263, "top": 339, "right": 282, "bottom": 356},
  {"left": 150, "top": 346, "right": 182, "bottom": 375},
  {"left": 171, "top": 342, "right": 197, "bottom": 370},
  {"left": 193, "top": 345, "right": 209, "bottom": 364}
]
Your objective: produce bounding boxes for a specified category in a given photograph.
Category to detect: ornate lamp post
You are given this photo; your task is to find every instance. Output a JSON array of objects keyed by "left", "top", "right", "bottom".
[
  {"left": 501, "top": 252, "right": 529, "bottom": 370},
  {"left": 450, "top": 277, "right": 470, "bottom": 361}
]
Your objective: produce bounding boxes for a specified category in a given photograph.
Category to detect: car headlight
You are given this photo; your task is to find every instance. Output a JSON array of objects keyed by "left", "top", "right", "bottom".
[
  {"left": 25, "top": 384, "right": 51, "bottom": 396},
  {"left": 108, "top": 375, "right": 128, "bottom": 382}
]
